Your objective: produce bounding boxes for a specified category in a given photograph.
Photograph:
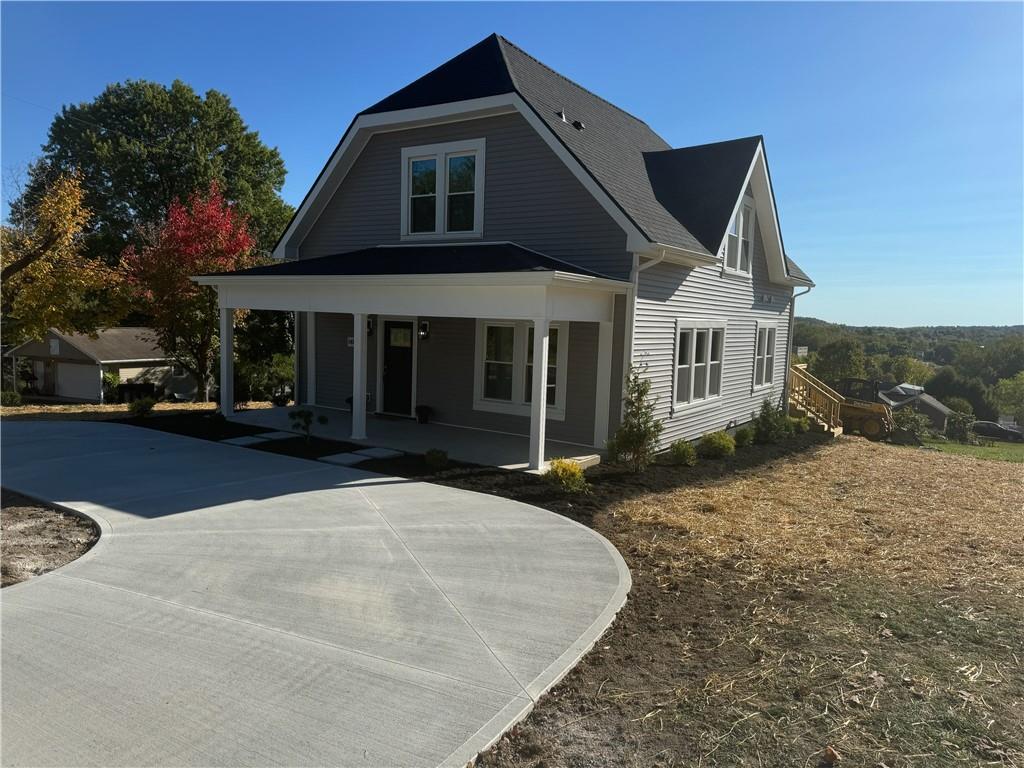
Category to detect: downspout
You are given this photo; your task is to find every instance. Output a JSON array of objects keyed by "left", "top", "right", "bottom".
[
  {"left": 621, "top": 250, "right": 666, "bottom": 420},
  {"left": 783, "top": 285, "right": 813, "bottom": 406}
]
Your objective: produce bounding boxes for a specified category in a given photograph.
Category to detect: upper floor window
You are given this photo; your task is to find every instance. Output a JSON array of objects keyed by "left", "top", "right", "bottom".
[
  {"left": 400, "top": 139, "right": 485, "bottom": 238},
  {"left": 725, "top": 196, "right": 755, "bottom": 275},
  {"left": 674, "top": 320, "right": 726, "bottom": 406}
]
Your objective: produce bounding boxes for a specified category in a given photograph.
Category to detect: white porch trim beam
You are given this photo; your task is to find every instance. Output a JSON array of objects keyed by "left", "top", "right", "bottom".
[
  {"left": 528, "top": 317, "right": 549, "bottom": 471},
  {"left": 351, "top": 312, "right": 368, "bottom": 440},
  {"left": 219, "top": 307, "right": 234, "bottom": 414},
  {"left": 593, "top": 320, "right": 612, "bottom": 449}
]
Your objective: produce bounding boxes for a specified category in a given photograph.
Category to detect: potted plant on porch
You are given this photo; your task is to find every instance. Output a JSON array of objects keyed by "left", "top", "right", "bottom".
[{"left": 415, "top": 404, "right": 433, "bottom": 424}]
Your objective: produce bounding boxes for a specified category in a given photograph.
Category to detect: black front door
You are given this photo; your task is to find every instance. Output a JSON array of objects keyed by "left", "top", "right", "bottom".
[{"left": 382, "top": 320, "right": 414, "bottom": 415}]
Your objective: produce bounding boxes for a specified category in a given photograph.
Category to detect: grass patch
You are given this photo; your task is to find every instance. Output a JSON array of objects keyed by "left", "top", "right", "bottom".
[{"left": 923, "top": 437, "right": 1024, "bottom": 463}]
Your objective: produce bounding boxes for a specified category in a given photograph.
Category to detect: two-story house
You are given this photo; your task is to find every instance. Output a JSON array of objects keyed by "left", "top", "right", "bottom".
[{"left": 197, "top": 34, "right": 814, "bottom": 469}]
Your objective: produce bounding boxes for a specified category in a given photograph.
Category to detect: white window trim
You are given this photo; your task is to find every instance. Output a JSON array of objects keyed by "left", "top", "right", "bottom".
[
  {"left": 722, "top": 194, "right": 756, "bottom": 278},
  {"left": 752, "top": 320, "right": 778, "bottom": 391},
  {"left": 400, "top": 138, "right": 485, "bottom": 240},
  {"left": 671, "top": 318, "right": 727, "bottom": 414},
  {"left": 472, "top": 319, "right": 567, "bottom": 421}
]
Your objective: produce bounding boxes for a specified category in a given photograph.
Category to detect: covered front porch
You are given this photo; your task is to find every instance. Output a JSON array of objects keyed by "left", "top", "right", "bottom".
[
  {"left": 196, "top": 243, "right": 630, "bottom": 470},
  {"left": 229, "top": 405, "right": 599, "bottom": 470}
]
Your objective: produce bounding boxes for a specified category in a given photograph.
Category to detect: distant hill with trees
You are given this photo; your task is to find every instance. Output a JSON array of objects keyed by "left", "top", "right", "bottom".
[{"left": 793, "top": 317, "right": 1024, "bottom": 422}]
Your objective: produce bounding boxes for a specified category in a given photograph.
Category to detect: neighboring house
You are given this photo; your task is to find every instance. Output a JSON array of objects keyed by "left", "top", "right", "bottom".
[
  {"left": 879, "top": 383, "right": 953, "bottom": 432},
  {"left": 196, "top": 34, "right": 814, "bottom": 468},
  {"left": 6, "top": 328, "right": 195, "bottom": 403}
]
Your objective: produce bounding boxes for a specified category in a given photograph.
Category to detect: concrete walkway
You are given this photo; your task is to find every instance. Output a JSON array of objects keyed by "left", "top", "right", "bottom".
[{"left": 0, "top": 422, "right": 629, "bottom": 767}]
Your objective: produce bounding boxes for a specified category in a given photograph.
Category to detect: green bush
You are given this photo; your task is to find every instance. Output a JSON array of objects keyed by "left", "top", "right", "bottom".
[
  {"left": 604, "top": 435, "right": 619, "bottom": 463},
  {"left": 424, "top": 448, "right": 449, "bottom": 471},
  {"left": 102, "top": 371, "right": 121, "bottom": 401},
  {"left": 668, "top": 439, "right": 698, "bottom": 466},
  {"left": 611, "top": 365, "right": 663, "bottom": 472},
  {"left": 289, "top": 408, "right": 326, "bottom": 440},
  {"left": 754, "top": 400, "right": 789, "bottom": 444},
  {"left": 698, "top": 430, "right": 736, "bottom": 459},
  {"left": 942, "top": 396, "right": 974, "bottom": 416},
  {"left": 893, "top": 407, "right": 932, "bottom": 440},
  {"left": 734, "top": 426, "right": 754, "bottom": 448},
  {"left": 546, "top": 458, "right": 591, "bottom": 494},
  {"left": 128, "top": 396, "right": 156, "bottom": 418},
  {"left": 788, "top": 416, "right": 810, "bottom": 434},
  {"left": 1, "top": 389, "right": 22, "bottom": 407},
  {"left": 946, "top": 412, "right": 973, "bottom": 444}
]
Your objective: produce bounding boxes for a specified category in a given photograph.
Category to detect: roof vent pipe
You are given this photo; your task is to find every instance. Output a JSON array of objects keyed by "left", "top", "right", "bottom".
[
  {"left": 572, "top": 120, "right": 585, "bottom": 131},
  {"left": 556, "top": 109, "right": 567, "bottom": 122}
]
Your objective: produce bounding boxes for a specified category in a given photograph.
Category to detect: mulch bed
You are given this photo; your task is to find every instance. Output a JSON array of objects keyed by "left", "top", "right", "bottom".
[
  {"left": 113, "top": 411, "right": 269, "bottom": 441},
  {"left": 1, "top": 489, "right": 98, "bottom": 587},
  {"left": 248, "top": 436, "right": 363, "bottom": 460}
]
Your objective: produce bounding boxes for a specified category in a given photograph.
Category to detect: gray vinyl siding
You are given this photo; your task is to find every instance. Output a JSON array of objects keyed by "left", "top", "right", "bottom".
[
  {"left": 310, "top": 312, "right": 378, "bottom": 411},
  {"left": 633, "top": 224, "right": 794, "bottom": 447},
  {"left": 299, "top": 112, "right": 631, "bottom": 280},
  {"left": 415, "top": 318, "right": 597, "bottom": 446}
]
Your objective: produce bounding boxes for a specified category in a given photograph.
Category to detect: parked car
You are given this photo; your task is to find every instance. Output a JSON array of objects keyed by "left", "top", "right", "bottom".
[{"left": 971, "top": 421, "right": 1024, "bottom": 442}]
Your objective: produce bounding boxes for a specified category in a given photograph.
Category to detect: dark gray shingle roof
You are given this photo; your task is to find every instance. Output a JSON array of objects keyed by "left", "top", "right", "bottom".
[
  {"left": 56, "top": 328, "right": 166, "bottom": 363},
  {"left": 210, "top": 243, "right": 621, "bottom": 280},
  {"left": 304, "top": 34, "right": 813, "bottom": 284}
]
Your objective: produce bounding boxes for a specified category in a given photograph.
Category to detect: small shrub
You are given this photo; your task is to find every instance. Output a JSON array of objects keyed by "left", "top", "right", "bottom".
[
  {"left": 754, "top": 400, "right": 789, "bottom": 444},
  {"left": 128, "top": 396, "right": 156, "bottom": 418},
  {"left": 668, "top": 439, "right": 698, "bottom": 467},
  {"left": 612, "top": 365, "right": 663, "bottom": 472},
  {"left": 788, "top": 416, "right": 810, "bottom": 434},
  {"left": 698, "top": 430, "right": 736, "bottom": 459},
  {"left": 734, "top": 426, "right": 754, "bottom": 448},
  {"left": 546, "top": 458, "right": 591, "bottom": 494},
  {"left": 1, "top": 389, "right": 22, "bottom": 407},
  {"left": 893, "top": 407, "right": 931, "bottom": 440},
  {"left": 102, "top": 371, "right": 121, "bottom": 401},
  {"left": 946, "top": 412, "right": 973, "bottom": 444},
  {"left": 604, "top": 435, "right": 619, "bottom": 463},
  {"left": 424, "top": 448, "right": 449, "bottom": 471},
  {"left": 289, "top": 408, "right": 326, "bottom": 440}
]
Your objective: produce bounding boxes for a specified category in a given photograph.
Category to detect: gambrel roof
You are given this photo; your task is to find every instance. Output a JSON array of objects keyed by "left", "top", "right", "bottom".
[{"left": 276, "top": 34, "right": 812, "bottom": 285}]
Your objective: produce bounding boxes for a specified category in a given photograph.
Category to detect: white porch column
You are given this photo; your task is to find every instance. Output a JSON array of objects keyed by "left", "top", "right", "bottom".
[
  {"left": 219, "top": 307, "right": 234, "bottom": 413},
  {"left": 351, "top": 312, "right": 367, "bottom": 440},
  {"left": 98, "top": 365, "right": 105, "bottom": 405},
  {"left": 593, "top": 320, "right": 613, "bottom": 448},
  {"left": 293, "top": 311, "right": 300, "bottom": 405},
  {"left": 306, "top": 311, "right": 317, "bottom": 405},
  {"left": 528, "top": 317, "right": 550, "bottom": 470}
]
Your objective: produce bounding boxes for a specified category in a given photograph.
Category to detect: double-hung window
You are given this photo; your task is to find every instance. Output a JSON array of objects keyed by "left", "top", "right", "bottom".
[
  {"left": 474, "top": 320, "right": 567, "bottom": 419},
  {"left": 401, "top": 139, "right": 485, "bottom": 238},
  {"left": 674, "top": 320, "right": 726, "bottom": 406},
  {"left": 725, "top": 195, "right": 755, "bottom": 275},
  {"left": 754, "top": 323, "right": 777, "bottom": 388}
]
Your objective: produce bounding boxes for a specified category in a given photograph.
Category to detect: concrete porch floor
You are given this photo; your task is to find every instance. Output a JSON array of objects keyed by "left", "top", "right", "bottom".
[{"left": 230, "top": 406, "right": 598, "bottom": 470}]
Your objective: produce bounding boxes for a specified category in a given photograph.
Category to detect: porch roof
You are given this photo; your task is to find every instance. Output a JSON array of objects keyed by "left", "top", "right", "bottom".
[{"left": 203, "top": 242, "right": 621, "bottom": 281}]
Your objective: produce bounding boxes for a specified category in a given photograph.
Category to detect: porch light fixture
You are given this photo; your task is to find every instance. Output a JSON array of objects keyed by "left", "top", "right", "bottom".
[{"left": 418, "top": 320, "right": 430, "bottom": 340}]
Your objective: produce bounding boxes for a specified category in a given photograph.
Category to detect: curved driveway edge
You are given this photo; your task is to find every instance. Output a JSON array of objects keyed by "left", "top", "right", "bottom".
[{"left": 1, "top": 421, "right": 629, "bottom": 768}]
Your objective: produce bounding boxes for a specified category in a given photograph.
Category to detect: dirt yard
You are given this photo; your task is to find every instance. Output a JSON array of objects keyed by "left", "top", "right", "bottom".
[
  {"left": 0, "top": 401, "right": 275, "bottom": 421},
  {"left": 446, "top": 437, "right": 1024, "bottom": 768},
  {"left": 1, "top": 489, "right": 98, "bottom": 587}
]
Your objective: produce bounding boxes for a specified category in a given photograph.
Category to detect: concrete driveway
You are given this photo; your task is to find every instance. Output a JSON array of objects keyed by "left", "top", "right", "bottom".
[{"left": 0, "top": 421, "right": 629, "bottom": 767}]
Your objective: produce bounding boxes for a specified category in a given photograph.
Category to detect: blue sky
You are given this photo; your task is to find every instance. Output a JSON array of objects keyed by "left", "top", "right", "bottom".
[{"left": 2, "top": 2, "right": 1022, "bottom": 326}]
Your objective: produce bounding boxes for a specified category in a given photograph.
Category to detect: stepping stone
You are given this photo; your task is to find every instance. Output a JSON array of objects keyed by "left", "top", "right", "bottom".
[
  {"left": 255, "top": 431, "right": 297, "bottom": 441},
  {"left": 220, "top": 435, "right": 270, "bottom": 446},
  {"left": 352, "top": 447, "right": 404, "bottom": 459},
  {"left": 318, "top": 452, "right": 368, "bottom": 466}
]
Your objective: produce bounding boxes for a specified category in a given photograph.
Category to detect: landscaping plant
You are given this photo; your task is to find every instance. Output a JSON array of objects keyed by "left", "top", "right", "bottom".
[
  {"left": 128, "top": 396, "right": 156, "bottom": 418},
  {"left": 289, "top": 408, "right": 327, "bottom": 441},
  {"left": 668, "top": 439, "right": 698, "bottom": 466},
  {"left": 698, "top": 430, "right": 736, "bottom": 459},
  {"left": 612, "top": 365, "right": 663, "bottom": 472},
  {"left": 734, "top": 426, "right": 754, "bottom": 448},
  {"left": 424, "top": 448, "right": 449, "bottom": 471},
  {"left": 0, "top": 389, "right": 22, "bottom": 407},
  {"left": 788, "top": 415, "right": 810, "bottom": 434},
  {"left": 753, "top": 400, "right": 790, "bottom": 444},
  {"left": 892, "top": 407, "right": 932, "bottom": 441},
  {"left": 546, "top": 458, "right": 591, "bottom": 494},
  {"left": 945, "top": 411, "right": 974, "bottom": 444}
]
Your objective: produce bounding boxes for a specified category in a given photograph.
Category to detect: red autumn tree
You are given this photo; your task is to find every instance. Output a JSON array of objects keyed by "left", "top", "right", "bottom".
[{"left": 123, "top": 182, "right": 257, "bottom": 401}]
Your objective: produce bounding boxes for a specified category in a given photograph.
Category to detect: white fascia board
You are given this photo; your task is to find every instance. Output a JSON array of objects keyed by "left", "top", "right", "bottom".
[
  {"left": 715, "top": 143, "right": 791, "bottom": 285},
  {"left": 96, "top": 358, "right": 170, "bottom": 365}
]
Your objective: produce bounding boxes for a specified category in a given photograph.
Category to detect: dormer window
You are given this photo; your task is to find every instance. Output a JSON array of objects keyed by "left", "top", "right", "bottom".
[
  {"left": 401, "top": 139, "right": 485, "bottom": 238},
  {"left": 725, "top": 196, "right": 755, "bottom": 275}
]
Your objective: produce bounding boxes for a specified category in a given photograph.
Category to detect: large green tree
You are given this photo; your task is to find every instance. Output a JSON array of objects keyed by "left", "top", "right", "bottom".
[
  {"left": 808, "top": 339, "right": 867, "bottom": 386},
  {"left": 10, "top": 80, "right": 293, "bottom": 263}
]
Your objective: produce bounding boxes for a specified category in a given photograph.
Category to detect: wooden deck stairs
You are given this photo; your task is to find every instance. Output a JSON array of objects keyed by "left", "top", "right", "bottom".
[{"left": 789, "top": 364, "right": 844, "bottom": 436}]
